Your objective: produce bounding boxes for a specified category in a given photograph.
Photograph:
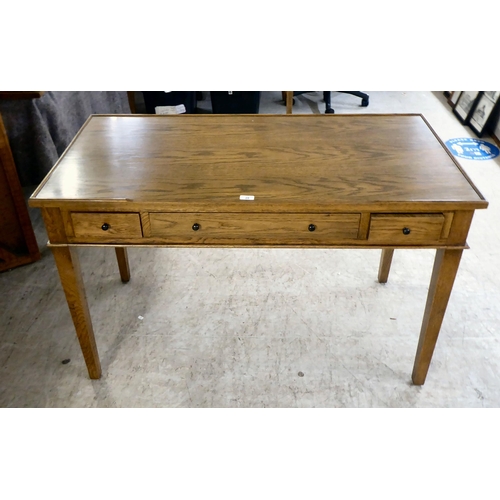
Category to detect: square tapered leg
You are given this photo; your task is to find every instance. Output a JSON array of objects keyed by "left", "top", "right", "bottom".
[
  {"left": 412, "top": 249, "right": 463, "bottom": 385},
  {"left": 51, "top": 246, "right": 101, "bottom": 379}
]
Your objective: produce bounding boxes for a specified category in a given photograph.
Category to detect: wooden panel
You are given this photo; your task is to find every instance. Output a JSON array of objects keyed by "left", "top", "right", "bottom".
[
  {"left": 149, "top": 213, "right": 360, "bottom": 245},
  {"left": 368, "top": 214, "right": 445, "bottom": 245},
  {"left": 445, "top": 210, "right": 474, "bottom": 246},
  {"left": 0, "top": 154, "right": 26, "bottom": 250},
  {"left": 358, "top": 212, "right": 371, "bottom": 239},
  {"left": 41, "top": 207, "right": 68, "bottom": 244},
  {"left": 0, "top": 114, "right": 40, "bottom": 272},
  {"left": 70, "top": 213, "right": 142, "bottom": 241},
  {"left": 0, "top": 91, "right": 45, "bottom": 99},
  {"left": 140, "top": 211, "right": 151, "bottom": 237},
  {"left": 440, "top": 212, "right": 454, "bottom": 239}
]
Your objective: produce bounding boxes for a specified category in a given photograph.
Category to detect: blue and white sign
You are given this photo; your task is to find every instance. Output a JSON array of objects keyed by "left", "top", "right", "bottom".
[{"left": 445, "top": 138, "right": 499, "bottom": 161}]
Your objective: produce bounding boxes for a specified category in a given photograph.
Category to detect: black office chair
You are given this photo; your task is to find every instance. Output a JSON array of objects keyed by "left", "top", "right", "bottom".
[{"left": 286, "top": 91, "right": 369, "bottom": 113}]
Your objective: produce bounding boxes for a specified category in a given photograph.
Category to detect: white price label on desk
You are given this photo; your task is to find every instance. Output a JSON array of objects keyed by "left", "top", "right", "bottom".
[{"left": 155, "top": 104, "right": 186, "bottom": 115}]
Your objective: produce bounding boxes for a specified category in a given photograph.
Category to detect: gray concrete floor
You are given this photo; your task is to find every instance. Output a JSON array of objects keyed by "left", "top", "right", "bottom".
[{"left": 1, "top": 91, "right": 500, "bottom": 407}]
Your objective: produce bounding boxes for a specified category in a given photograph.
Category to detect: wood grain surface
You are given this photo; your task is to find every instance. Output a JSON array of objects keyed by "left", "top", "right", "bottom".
[
  {"left": 70, "top": 212, "right": 142, "bottom": 240},
  {"left": 368, "top": 214, "right": 445, "bottom": 245},
  {"left": 149, "top": 212, "right": 360, "bottom": 245},
  {"left": 30, "top": 114, "right": 487, "bottom": 213}
]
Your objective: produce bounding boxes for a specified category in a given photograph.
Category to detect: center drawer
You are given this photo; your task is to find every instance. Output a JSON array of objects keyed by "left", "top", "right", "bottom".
[{"left": 149, "top": 213, "right": 361, "bottom": 245}]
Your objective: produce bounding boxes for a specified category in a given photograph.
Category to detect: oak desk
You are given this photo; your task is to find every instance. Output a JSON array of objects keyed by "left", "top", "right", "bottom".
[{"left": 30, "top": 114, "right": 488, "bottom": 385}]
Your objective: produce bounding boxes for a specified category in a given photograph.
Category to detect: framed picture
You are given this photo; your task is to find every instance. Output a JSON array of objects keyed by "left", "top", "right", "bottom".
[
  {"left": 453, "top": 91, "right": 480, "bottom": 124},
  {"left": 484, "top": 91, "right": 500, "bottom": 101},
  {"left": 448, "top": 91, "right": 461, "bottom": 107},
  {"left": 469, "top": 91, "right": 500, "bottom": 137}
]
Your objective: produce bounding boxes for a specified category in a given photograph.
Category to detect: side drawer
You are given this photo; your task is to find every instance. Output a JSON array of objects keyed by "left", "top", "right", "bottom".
[
  {"left": 149, "top": 213, "right": 361, "bottom": 245},
  {"left": 368, "top": 214, "right": 445, "bottom": 245},
  {"left": 70, "top": 212, "right": 142, "bottom": 241}
]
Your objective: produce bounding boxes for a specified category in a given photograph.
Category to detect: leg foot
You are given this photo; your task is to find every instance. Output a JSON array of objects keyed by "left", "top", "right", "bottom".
[
  {"left": 115, "top": 247, "right": 131, "bottom": 283},
  {"left": 285, "top": 91, "right": 293, "bottom": 114},
  {"left": 378, "top": 249, "right": 394, "bottom": 283}
]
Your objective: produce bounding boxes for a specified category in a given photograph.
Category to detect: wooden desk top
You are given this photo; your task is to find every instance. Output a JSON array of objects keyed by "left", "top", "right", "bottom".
[{"left": 30, "top": 114, "right": 487, "bottom": 212}]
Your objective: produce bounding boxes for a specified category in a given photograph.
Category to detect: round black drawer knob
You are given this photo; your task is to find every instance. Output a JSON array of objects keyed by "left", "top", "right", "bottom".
[
  {"left": 402, "top": 227, "right": 411, "bottom": 235},
  {"left": 308, "top": 224, "right": 316, "bottom": 232},
  {"left": 192, "top": 223, "right": 200, "bottom": 231},
  {"left": 101, "top": 223, "right": 110, "bottom": 231}
]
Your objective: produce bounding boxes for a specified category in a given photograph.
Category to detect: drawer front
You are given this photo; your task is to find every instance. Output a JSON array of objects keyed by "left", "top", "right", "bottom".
[
  {"left": 368, "top": 214, "right": 445, "bottom": 245},
  {"left": 149, "top": 213, "right": 360, "bottom": 244},
  {"left": 70, "top": 213, "right": 142, "bottom": 241}
]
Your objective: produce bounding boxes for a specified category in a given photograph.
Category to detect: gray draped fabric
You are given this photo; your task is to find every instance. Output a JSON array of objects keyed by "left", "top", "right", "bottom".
[{"left": 0, "top": 91, "right": 131, "bottom": 186}]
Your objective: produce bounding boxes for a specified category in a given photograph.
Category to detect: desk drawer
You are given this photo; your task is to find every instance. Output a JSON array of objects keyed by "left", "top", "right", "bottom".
[
  {"left": 368, "top": 214, "right": 445, "bottom": 245},
  {"left": 70, "top": 213, "right": 142, "bottom": 241},
  {"left": 149, "top": 213, "right": 360, "bottom": 244}
]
